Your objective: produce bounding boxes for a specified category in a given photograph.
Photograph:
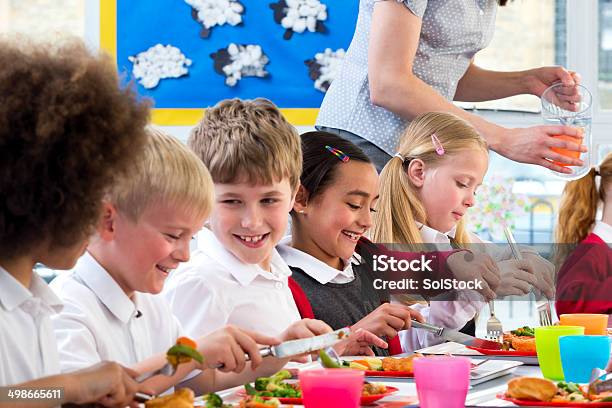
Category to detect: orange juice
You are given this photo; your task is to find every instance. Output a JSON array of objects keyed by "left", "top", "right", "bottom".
[{"left": 550, "top": 132, "right": 583, "bottom": 167}]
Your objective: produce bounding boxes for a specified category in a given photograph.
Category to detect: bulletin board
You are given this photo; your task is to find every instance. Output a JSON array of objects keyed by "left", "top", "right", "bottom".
[{"left": 100, "top": 1, "right": 359, "bottom": 126}]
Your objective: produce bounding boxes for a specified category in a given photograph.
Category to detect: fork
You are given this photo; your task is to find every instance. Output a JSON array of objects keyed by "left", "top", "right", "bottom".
[
  {"left": 537, "top": 300, "right": 553, "bottom": 326},
  {"left": 485, "top": 300, "right": 503, "bottom": 343}
]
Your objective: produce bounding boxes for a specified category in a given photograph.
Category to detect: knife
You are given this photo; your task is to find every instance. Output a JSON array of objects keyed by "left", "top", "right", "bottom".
[
  {"left": 411, "top": 320, "right": 502, "bottom": 350},
  {"left": 258, "top": 327, "right": 351, "bottom": 358}
]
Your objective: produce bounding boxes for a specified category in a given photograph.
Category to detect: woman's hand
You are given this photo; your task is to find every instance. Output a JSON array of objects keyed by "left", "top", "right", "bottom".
[
  {"left": 496, "top": 125, "right": 586, "bottom": 173},
  {"left": 524, "top": 66, "right": 581, "bottom": 102}
]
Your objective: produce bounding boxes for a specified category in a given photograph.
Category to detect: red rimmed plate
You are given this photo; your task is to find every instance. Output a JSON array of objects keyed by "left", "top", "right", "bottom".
[
  {"left": 498, "top": 393, "right": 612, "bottom": 406},
  {"left": 237, "top": 386, "right": 399, "bottom": 405},
  {"left": 467, "top": 345, "right": 537, "bottom": 357}
]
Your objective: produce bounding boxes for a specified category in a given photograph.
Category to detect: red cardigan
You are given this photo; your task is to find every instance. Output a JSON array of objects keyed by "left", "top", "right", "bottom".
[{"left": 555, "top": 232, "right": 612, "bottom": 316}]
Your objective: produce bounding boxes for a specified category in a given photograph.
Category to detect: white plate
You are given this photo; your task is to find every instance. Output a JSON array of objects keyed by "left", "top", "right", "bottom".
[{"left": 415, "top": 342, "right": 539, "bottom": 365}]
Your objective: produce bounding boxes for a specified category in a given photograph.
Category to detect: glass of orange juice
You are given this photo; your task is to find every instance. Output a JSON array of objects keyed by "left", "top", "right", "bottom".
[{"left": 541, "top": 83, "right": 592, "bottom": 180}]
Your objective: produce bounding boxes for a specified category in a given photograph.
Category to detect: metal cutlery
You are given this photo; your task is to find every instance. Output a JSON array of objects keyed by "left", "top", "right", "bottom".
[{"left": 410, "top": 319, "right": 502, "bottom": 350}]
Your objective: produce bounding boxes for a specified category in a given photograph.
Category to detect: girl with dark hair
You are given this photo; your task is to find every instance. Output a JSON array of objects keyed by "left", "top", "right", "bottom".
[{"left": 278, "top": 131, "right": 502, "bottom": 355}]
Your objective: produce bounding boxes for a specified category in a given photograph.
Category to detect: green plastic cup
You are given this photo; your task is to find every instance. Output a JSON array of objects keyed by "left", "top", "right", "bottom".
[{"left": 535, "top": 326, "right": 585, "bottom": 380}]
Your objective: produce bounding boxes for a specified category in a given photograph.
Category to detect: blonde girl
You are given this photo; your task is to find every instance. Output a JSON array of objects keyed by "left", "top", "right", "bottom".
[
  {"left": 374, "top": 112, "right": 552, "bottom": 348},
  {"left": 555, "top": 154, "right": 612, "bottom": 318}
]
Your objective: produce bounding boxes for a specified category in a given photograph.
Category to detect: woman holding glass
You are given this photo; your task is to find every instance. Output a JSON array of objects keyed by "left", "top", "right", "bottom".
[{"left": 316, "top": 0, "right": 585, "bottom": 174}]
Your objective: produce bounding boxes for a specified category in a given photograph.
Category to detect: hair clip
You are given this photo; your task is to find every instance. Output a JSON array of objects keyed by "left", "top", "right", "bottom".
[
  {"left": 431, "top": 133, "right": 445, "bottom": 156},
  {"left": 325, "top": 145, "right": 350, "bottom": 162},
  {"left": 594, "top": 165, "right": 601, "bottom": 176},
  {"left": 394, "top": 152, "right": 404, "bottom": 162}
]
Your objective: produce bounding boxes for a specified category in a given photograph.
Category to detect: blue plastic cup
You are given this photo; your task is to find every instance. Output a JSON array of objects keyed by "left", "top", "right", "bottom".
[{"left": 559, "top": 335, "right": 611, "bottom": 383}]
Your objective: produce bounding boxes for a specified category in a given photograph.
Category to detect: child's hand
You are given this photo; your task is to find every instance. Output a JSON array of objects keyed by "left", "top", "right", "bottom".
[
  {"left": 279, "top": 318, "right": 333, "bottom": 342},
  {"left": 447, "top": 251, "right": 500, "bottom": 300},
  {"left": 333, "top": 328, "right": 388, "bottom": 356},
  {"left": 522, "top": 252, "right": 555, "bottom": 299},
  {"left": 64, "top": 361, "right": 146, "bottom": 408},
  {"left": 279, "top": 319, "right": 333, "bottom": 363},
  {"left": 196, "top": 325, "right": 281, "bottom": 372},
  {"left": 497, "top": 259, "right": 538, "bottom": 297},
  {"left": 351, "top": 303, "right": 425, "bottom": 339}
]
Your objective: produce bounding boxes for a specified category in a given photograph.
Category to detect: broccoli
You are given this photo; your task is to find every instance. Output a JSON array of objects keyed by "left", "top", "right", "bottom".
[
  {"left": 270, "top": 370, "right": 291, "bottom": 383},
  {"left": 254, "top": 377, "right": 271, "bottom": 391},
  {"left": 202, "top": 393, "right": 223, "bottom": 408}
]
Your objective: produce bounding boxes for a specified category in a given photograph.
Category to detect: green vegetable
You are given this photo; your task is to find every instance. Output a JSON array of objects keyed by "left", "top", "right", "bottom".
[
  {"left": 557, "top": 381, "right": 581, "bottom": 394},
  {"left": 319, "top": 349, "right": 343, "bottom": 368},
  {"left": 511, "top": 326, "right": 535, "bottom": 337},
  {"left": 244, "top": 383, "right": 257, "bottom": 395},
  {"left": 166, "top": 344, "right": 204, "bottom": 364},
  {"left": 203, "top": 393, "right": 222, "bottom": 407},
  {"left": 601, "top": 396, "right": 612, "bottom": 402}
]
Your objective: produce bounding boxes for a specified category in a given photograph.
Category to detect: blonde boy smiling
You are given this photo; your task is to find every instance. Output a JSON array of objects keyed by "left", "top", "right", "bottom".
[{"left": 51, "top": 128, "right": 291, "bottom": 395}]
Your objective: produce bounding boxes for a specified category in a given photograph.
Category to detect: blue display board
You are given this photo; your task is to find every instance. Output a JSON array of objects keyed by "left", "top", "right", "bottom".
[{"left": 111, "top": 0, "right": 358, "bottom": 118}]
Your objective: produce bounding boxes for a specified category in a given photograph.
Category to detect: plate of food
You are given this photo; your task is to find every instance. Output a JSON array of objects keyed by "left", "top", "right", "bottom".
[
  {"left": 319, "top": 349, "right": 425, "bottom": 377},
  {"left": 498, "top": 376, "right": 612, "bottom": 406},
  {"left": 468, "top": 326, "right": 537, "bottom": 357},
  {"left": 238, "top": 370, "right": 399, "bottom": 405}
]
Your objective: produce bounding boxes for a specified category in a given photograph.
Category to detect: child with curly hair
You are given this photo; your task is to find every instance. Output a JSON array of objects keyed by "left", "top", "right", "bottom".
[{"left": 0, "top": 37, "right": 150, "bottom": 407}]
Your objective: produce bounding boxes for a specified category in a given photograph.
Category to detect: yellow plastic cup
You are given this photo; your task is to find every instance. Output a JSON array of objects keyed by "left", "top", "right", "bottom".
[
  {"left": 535, "top": 326, "right": 585, "bottom": 380},
  {"left": 559, "top": 314, "right": 609, "bottom": 335}
]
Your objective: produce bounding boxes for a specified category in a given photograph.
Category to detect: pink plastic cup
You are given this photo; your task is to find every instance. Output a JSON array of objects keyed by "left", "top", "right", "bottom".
[
  {"left": 413, "top": 356, "right": 471, "bottom": 408},
  {"left": 299, "top": 369, "right": 364, "bottom": 408}
]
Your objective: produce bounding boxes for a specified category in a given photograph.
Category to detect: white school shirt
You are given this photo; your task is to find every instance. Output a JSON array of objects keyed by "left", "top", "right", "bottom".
[
  {"left": 163, "top": 228, "right": 301, "bottom": 338},
  {"left": 592, "top": 221, "right": 612, "bottom": 242},
  {"left": 0, "top": 267, "right": 62, "bottom": 385},
  {"left": 277, "top": 236, "right": 355, "bottom": 284},
  {"left": 398, "top": 223, "right": 486, "bottom": 352},
  {"left": 50, "top": 252, "right": 182, "bottom": 373}
]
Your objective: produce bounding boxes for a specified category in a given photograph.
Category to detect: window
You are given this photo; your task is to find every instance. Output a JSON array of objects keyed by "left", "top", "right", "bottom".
[
  {"left": 457, "top": 0, "right": 567, "bottom": 113},
  {"left": 599, "top": 0, "right": 612, "bottom": 110},
  {"left": 0, "top": 0, "right": 85, "bottom": 38}
]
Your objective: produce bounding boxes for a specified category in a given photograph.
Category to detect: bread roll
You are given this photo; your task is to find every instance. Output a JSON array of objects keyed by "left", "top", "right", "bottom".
[
  {"left": 507, "top": 377, "right": 557, "bottom": 401},
  {"left": 145, "top": 387, "right": 194, "bottom": 408}
]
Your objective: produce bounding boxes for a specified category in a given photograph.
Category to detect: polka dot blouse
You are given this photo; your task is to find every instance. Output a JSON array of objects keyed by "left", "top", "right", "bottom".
[{"left": 316, "top": 0, "right": 498, "bottom": 155}]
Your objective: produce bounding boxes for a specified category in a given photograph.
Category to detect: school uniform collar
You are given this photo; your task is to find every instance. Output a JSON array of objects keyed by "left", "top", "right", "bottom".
[
  {"left": 416, "top": 222, "right": 457, "bottom": 244},
  {"left": 593, "top": 221, "right": 612, "bottom": 243},
  {"left": 197, "top": 228, "right": 291, "bottom": 287},
  {"left": 277, "top": 236, "right": 354, "bottom": 285},
  {"left": 74, "top": 251, "right": 139, "bottom": 323},
  {"left": 0, "top": 265, "right": 62, "bottom": 313}
]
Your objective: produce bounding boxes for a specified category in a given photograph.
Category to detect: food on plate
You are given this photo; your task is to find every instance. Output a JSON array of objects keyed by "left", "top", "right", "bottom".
[
  {"left": 506, "top": 377, "right": 558, "bottom": 401},
  {"left": 245, "top": 370, "right": 389, "bottom": 399},
  {"left": 505, "top": 377, "right": 612, "bottom": 403},
  {"left": 502, "top": 326, "right": 536, "bottom": 352},
  {"left": 145, "top": 388, "right": 194, "bottom": 408},
  {"left": 362, "top": 383, "right": 388, "bottom": 396},
  {"left": 201, "top": 392, "right": 233, "bottom": 408},
  {"left": 319, "top": 349, "right": 423, "bottom": 372},
  {"left": 166, "top": 336, "right": 204, "bottom": 369},
  {"left": 245, "top": 370, "right": 301, "bottom": 398},
  {"left": 239, "top": 396, "right": 281, "bottom": 408}
]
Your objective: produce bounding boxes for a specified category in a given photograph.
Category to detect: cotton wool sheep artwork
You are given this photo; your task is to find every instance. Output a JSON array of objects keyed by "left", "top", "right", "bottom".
[
  {"left": 185, "top": 0, "right": 245, "bottom": 38},
  {"left": 305, "top": 48, "right": 345, "bottom": 92},
  {"left": 270, "top": 0, "right": 328, "bottom": 40},
  {"left": 128, "top": 44, "right": 192, "bottom": 89},
  {"left": 210, "top": 43, "right": 270, "bottom": 87}
]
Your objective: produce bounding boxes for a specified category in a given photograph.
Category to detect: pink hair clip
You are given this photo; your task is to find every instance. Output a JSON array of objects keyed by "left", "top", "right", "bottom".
[{"left": 431, "top": 133, "right": 444, "bottom": 156}]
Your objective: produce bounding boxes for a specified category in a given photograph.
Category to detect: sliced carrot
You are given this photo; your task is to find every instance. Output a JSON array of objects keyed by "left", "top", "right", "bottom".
[
  {"left": 176, "top": 336, "right": 197, "bottom": 349},
  {"left": 353, "top": 360, "right": 371, "bottom": 369}
]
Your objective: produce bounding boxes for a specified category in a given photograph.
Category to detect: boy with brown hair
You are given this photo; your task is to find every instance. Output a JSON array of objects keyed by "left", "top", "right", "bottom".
[{"left": 164, "top": 98, "right": 385, "bottom": 355}]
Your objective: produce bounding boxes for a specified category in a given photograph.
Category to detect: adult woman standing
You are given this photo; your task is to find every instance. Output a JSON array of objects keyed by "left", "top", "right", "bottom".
[{"left": 317, "top": 0, "right": 584, "bottom": 173}]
